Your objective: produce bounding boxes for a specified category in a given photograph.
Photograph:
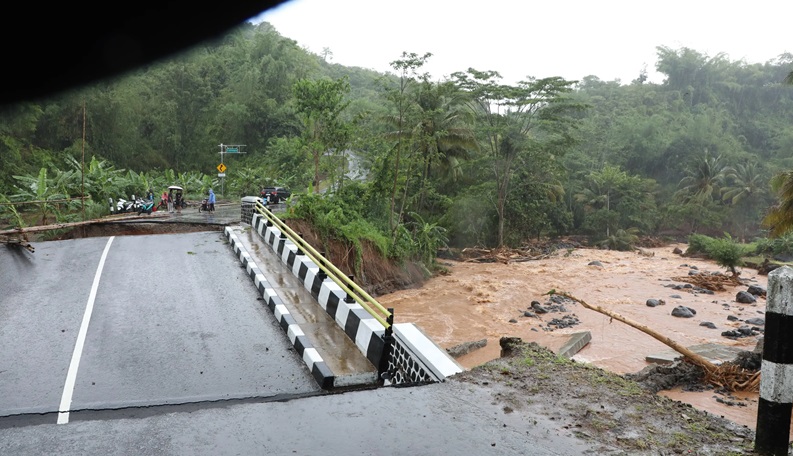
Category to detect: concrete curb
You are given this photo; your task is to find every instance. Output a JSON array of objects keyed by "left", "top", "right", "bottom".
[
  {"left": 224, "top": 226, "right": 335, "bottom": 389},
  {"left": 557, "top": 331, "right": 591, "bottom": 359},
  {"left": 251, "top": 214, "right": 387, "bottom": 369}
]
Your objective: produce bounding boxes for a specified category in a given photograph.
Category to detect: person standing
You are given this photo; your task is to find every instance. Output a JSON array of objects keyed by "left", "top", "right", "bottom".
[
  {"left": 175, "top": 189, "right": 183, "bottom": 213},
  {"left": 167, "top": 189, "right": 174, "bottom": 213},
  {"left": 208, "top": 188, "right": 216, "bottom": 212}
]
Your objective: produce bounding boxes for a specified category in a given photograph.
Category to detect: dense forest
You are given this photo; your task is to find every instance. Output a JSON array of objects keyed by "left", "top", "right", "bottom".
[{"left": 2, "top": 20, "right": 793, "bottom": 271}]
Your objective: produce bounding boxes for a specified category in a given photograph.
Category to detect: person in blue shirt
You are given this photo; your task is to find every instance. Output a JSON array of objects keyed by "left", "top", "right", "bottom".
[{"left": 208, "top": 188, "right": 216, "bottom": 212}]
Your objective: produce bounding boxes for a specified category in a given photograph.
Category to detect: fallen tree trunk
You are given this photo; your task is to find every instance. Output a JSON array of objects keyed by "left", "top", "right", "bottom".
[
  {"left": 547, "top": 290, "right": 760, "bottom": 392},
  {"left": 0, "top": 213, "right": 165, "bottom": 236}
]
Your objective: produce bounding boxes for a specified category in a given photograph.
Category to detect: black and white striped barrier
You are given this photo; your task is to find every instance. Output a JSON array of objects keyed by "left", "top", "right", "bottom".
[
  {"left": 249, "top": 212, "right": 464, "bottom": 384},
  {"left": 250, "top": 213, "right": 388, "bottom": 368},
  {"left": 223, "top": 226, "right": 335, "bottom": 389},
  {"left": 756, "top": 265, "right": 793, "bottom": 455}
]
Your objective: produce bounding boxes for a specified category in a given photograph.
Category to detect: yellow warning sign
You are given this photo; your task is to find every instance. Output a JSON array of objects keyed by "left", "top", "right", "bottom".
[{"left": 217, "top": 163, "right": 227, "bottom": 173}]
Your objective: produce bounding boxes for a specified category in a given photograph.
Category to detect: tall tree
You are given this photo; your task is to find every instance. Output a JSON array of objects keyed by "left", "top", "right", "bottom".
[
  {"left": 382, "top": 52, "right": 432, "bottom": 236},
  {"left": 292, "top": 76, "right": 352, "bottom": 193},
  {"left": 411, "top": 79, "right": 477, "bottom": 212},
  {"left": 452, "top": 69, "right": 581, "bottom": 246},
  {"left": 762, "top": 170, "right": 793, "bottom": 237}
]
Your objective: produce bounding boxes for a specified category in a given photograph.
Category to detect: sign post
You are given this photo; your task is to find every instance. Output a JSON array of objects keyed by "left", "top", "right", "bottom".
[{"left": 217, "top": 143, "right": 245, "bottom": 197}]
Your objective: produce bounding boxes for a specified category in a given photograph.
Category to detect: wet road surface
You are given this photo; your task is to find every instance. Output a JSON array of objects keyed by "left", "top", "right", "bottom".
[{"left": 0, "top": 201, "right": 615, "bottom": 455}]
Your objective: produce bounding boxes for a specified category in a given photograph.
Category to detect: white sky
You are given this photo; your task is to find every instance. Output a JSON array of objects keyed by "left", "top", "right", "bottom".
[{"left": 250, "top": 0, "right": 792, "bottom": 86}]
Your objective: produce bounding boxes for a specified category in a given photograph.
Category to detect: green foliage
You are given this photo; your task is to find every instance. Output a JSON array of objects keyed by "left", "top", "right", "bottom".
[
  {"left": 5, "top": 23, "right": 793, "bottom": 263},
  {"left": 753, "top": 232, "right": 793, "bottom": 257},
  {"left": 406, "top": 211, "right": 449, "bottom": 267},
  {"left": 597, "top": 228, "right": 640, "bottom": 251},
  {"left": 10, "top": 168, "right": 69, "bottom": 225},
  {"left": 0, "top": 194, "right": 25, "bottom": 229},
  {"left": 287, "top": 190, "right": 391, "bottom": 275},
  {"left": 686, "top": 233, "right": 714, "bottom": 255},
  {"left": 687, "top": 232, "right": 747, "bottom": 274},
  {"left": 705, "top": 234, "right": 746, "bottom": 274},
  {"left": 445, "top": 189, "right": 497, "bottom": 247}
]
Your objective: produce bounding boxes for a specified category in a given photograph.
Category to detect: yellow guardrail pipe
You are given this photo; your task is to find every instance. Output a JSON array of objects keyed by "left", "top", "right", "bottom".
[{"left": 254, "top": 202, "right": 393, "bottom": 329}]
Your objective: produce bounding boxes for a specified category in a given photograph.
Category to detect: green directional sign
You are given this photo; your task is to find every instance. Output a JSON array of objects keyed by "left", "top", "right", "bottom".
[{"left": 226, "top": 147, "right": 238, "bottom": 153}]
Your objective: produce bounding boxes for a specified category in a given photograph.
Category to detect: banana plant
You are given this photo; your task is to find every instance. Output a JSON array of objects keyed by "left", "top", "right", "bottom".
[
  {"left": 11, "top": 168, "right": 68, "bottom": 225},
  {"left": 0, "top": 194, "right": 26, "bottom": 230}
]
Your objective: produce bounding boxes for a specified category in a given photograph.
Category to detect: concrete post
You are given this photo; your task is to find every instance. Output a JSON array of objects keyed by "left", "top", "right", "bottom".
[{"left": 756, "top": 265, "right": 793, "bottom": 455}]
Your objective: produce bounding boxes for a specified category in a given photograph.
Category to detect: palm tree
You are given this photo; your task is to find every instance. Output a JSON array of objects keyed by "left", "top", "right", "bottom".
[
  {"left": 721, "top": 162, "right": 767, "bottom": 239},
  {"left": 412, "top": 79, "right": 478, "bottom": 210},
  {"left": 762, "top": 170, "right": 793, "bottom": 237},
  {"left": 722, "top": 162, "right": 765, "bottom": 206},
  {"left": 675, "top": 149, "right": 726, "bottom": 204}
]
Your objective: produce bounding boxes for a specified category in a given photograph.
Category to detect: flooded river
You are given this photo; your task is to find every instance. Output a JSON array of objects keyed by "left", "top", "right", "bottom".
[{"left": 378, "top": 243, "right": 768, "bottom": 431}]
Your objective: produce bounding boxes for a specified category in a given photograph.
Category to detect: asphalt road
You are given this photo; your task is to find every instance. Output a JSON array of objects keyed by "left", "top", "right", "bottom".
[
  {"left": 0, "top": 231, "right": 320, "bottom": 424},
  {"left": 0, "top": 209, "right": 610, "bottom": 455}
]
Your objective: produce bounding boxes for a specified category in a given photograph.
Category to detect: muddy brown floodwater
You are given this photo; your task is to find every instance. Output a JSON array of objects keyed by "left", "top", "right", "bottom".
[{"left": 377, "top": 243, "right": 769, "bottom": 431}]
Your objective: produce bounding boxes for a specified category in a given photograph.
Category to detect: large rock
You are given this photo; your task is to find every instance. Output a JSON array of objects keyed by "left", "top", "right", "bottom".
[
  {"left": 735, "top": 291, "right": 756, "bottom": 304},
  {"left": 671, "top": 306, "right": 696, "bottom": 318}
]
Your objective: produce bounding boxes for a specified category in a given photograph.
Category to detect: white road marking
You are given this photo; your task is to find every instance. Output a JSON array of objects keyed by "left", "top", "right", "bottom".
[{"left": 57, "top": 236, "right": 115, "bottom": 424}]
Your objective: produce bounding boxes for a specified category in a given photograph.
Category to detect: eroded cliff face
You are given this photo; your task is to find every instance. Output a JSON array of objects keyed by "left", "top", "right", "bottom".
[{"left": 284, "top": 218, "right": 428, "bottom": 296}]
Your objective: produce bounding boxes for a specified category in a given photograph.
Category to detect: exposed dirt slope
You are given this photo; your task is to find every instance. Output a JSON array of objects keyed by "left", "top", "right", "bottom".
[{"left": 453, "top": 337, "right": 755, "bottom": 455}]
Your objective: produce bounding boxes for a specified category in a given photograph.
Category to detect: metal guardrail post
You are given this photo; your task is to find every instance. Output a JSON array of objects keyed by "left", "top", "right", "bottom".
[
  {"left": 378, "top": 308, "right": 395, "bottom": 382},
  {"left": 344, "top": 275, "right": 355, "bottom": 303}
]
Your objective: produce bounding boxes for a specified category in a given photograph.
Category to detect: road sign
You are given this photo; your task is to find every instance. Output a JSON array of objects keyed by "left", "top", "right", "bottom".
[
  {"left": 226, "top": 148, "right": 238, "bottom": 153},
  {"left": 217, "top": 163, "right": 227, "bottom": 173},
  {"left": 218, "top": 173, "right": 226, "bottom": 178}
]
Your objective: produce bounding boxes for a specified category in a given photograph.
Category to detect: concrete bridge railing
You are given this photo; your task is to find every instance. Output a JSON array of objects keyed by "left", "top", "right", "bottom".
[{"left": 240, "top": 197, "right": 462, "bottom": 386}]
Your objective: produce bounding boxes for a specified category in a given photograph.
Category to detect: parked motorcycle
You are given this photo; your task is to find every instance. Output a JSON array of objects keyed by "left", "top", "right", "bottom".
[
  {"left": 137, "top": 198, "right": 154, "bottom": 214},
  {"left": 114, "top": 197, "right": 135, "bottom": 213}
]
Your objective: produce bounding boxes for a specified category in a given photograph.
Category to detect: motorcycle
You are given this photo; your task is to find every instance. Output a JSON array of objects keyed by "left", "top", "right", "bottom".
[
  {"left": 114, "top": 197, "right": 135, "bottom": 213},
  {"left": 137, "top": 198, "right": 154, "bottom": 214}
]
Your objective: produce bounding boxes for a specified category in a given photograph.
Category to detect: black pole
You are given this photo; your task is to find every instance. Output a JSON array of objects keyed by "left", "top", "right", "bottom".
[
  {"left": 756, "top": 265, "right": 793, "bottom": 455},
  {"left": 344, "top": 275, "right": 355, "bottom": 303},
  {"left": 378, "top": 308, "right": 395, "bottom": 383}
]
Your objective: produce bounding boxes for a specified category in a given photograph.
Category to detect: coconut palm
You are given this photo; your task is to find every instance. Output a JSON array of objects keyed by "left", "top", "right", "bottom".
[
  {"left": 413, "top": 80, "right": 478, "bottom": 187},
  {"left": 762, "top": 170, "right": 793, "bottom": 237},
  {"left": 722, "top": 162, "right": 765, "bottom": 206},
  {"left": 675, "top": 149, "right": 726, "bottom": 204}
]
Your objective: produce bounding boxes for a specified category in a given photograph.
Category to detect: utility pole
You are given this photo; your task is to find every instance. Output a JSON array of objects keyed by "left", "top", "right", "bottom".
[{"left": 217, "top": 143, "right": 245, "bottom": 197}]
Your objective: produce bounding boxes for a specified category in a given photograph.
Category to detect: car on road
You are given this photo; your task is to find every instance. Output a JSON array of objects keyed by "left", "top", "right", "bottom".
[{"left": 261, "top": 186, "right": 291, "bottom": 204}]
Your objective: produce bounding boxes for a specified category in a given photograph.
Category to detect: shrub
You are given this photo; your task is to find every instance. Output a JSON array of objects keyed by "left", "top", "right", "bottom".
[
  {"left": 705, "top": 234, "right": 746, "bottom": 275},
  {"left": 598, "top": 228, "right": 640, "bottom": 251},
  {"left": 686, "top": 233, "right": 714, "bottom": 255}
]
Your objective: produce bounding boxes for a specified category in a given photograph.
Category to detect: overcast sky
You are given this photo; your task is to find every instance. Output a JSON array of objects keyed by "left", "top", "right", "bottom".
[{"left": 251, "top": 0, "right": 791, "bottom": 85}]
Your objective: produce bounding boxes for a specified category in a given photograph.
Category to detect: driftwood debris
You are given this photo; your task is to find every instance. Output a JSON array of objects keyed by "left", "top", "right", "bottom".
[
  {"left": 0, "top": 236, "right": 34, "bottom": 253},
  {"left": 670, "top": 273, "right": 744, "bottom": 292},
  {"left": 547, "top": 290, "right": 760, "bottom": 392},
  {"left": 460, "top": 247, "right": 550, "bottom": 264}
]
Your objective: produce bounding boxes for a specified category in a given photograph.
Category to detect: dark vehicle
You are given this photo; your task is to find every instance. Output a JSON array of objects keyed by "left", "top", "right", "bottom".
[
  {"left": 199, "top": 198, "right": 214, "bottom": 213},
  {"left": 261, "top": 186, "right": 291, "bottom": 204}
]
